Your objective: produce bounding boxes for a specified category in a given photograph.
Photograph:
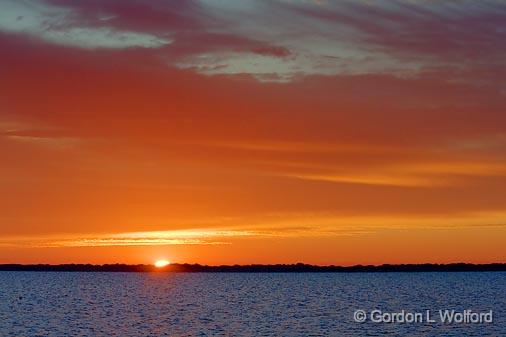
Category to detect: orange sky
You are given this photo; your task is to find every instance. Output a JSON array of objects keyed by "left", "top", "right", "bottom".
[{"left": 0, "top": 0, "right": 505, "bottom": 265}]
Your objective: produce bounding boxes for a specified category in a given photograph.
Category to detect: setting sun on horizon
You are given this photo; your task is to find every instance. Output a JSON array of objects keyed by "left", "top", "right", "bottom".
[{"left": 154, "top": 260, "right": 171, "bottom": 268}]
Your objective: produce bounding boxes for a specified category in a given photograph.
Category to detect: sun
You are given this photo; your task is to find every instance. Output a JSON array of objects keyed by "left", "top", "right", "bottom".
[{"left": 154, "top": 260, "right": 170, "bottom": 268}]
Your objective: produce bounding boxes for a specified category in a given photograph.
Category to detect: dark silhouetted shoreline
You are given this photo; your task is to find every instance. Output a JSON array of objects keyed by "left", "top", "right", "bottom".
[{"left": 0, "top": 263, "right": 505, "bottom": 273}]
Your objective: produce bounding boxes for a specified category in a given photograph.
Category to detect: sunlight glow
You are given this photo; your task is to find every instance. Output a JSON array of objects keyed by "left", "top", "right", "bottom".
[{"left": 154, "top": 260, "right": 170, "bottom": 268}]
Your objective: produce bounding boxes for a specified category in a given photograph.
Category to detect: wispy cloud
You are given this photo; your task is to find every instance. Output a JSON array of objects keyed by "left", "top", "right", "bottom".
[
  {"left": 0, "top": 226, "right": 353, "bottom": 248},
  {"left": 2, "top": 0, "right": 505, "bottom": 80},
  {"left": 2, "top": 211, "right": 506, "bottom": 248},
  {"left": 0, "top": 0, "right": 171, "bottom": 49}
]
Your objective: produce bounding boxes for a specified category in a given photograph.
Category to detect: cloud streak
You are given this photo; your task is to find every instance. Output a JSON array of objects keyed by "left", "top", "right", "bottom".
[
  {"left": 2, "top": 211, "right": 506, "bottom": 248},
  {"left": 0, "top": 0, "right": 171, "bottom": 49}
]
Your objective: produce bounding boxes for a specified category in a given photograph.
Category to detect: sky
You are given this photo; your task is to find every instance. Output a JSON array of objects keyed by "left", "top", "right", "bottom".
[{"left": 1, "top": 0, "right": 505, "bottom": 265}]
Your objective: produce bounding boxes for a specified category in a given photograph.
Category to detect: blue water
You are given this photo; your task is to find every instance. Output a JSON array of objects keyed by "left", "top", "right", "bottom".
[{"left": 0, "top": 272, "right": 504, "bottom": 336}]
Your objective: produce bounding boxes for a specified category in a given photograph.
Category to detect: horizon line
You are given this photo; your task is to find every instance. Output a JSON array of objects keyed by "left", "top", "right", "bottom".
[{"left": 1, "top": 262, "right": 505, "bottom": 273}]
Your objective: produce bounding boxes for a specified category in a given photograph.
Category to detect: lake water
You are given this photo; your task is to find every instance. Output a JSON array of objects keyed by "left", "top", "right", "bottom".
[{"left": 0, "top": 272, "right": 504, "bottom": 336}]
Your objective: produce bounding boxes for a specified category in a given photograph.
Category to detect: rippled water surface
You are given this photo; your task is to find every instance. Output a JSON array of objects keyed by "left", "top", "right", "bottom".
[{"left": 0, "top": 272, "right": 504, "bottom": 336}]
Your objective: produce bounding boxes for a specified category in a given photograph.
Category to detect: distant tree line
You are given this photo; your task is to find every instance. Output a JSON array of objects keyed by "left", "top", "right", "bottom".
[{"left": 0, "top": 263, "right": 505, "bottom": 273}]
